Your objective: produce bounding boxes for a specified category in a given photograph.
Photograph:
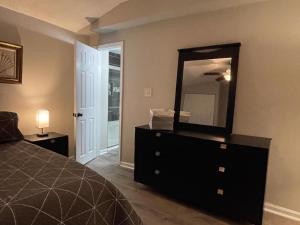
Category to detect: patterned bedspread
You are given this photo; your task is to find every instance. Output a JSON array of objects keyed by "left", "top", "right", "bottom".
[{"left": 0, "top": 141, "right": 142, "bottom": 225}]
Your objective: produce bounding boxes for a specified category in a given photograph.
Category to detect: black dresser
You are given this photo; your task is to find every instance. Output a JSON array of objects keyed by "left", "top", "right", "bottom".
[{"left": 134, "top": 125, "right": 271, "bottom": 225}]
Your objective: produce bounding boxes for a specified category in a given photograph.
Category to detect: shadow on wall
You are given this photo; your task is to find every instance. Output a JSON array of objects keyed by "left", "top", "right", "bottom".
[{"left": 0, "top": 22, "right": 21, "bottom": 44}]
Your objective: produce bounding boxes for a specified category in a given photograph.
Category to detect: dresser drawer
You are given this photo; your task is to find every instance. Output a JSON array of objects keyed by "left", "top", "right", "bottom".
[
  {"left": 134, "top": 153, "right": 169, "bottom": 187},
  {"left": 136, "top": 128, "right": 167, "bottom": 143},
  {"left": 135, "top": 128, "right": 172, "bottom": 159}
]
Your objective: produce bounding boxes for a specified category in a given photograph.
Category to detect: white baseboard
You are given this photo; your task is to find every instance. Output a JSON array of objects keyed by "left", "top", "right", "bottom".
[
  {"left": 120, "top": 161, "right": 134, "bottom": 170},
  {"left": 97, "top": 145, "right": 119, "bottom": 156},
  {"left": 264, "top": 202, "right": 300, "bottom": 222},
  {"left": 97, "top": 149, "right": 107, "bottom": 155}
]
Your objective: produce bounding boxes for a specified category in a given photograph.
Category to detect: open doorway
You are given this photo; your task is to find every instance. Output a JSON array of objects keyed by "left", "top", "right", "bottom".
[
  {"left": 75, "top": 41, "right": 123, "bottom": 165},
  {"left": 97, "top": 42, "right": 123, "bottom": 164}
]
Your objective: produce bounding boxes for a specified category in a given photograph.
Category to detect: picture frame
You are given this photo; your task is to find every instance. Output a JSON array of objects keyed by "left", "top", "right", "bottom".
[{"left": 0, "top": 41, "right": 23, "bottom": 84}]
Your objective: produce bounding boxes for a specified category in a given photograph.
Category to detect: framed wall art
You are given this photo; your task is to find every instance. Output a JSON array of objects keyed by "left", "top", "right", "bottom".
[{"left": 0, "top": 41, "right": 23, "bottom": 84}]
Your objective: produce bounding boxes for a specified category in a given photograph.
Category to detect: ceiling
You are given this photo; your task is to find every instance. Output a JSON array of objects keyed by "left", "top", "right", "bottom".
[
  {"left": 0, "top": 0, "right": 128, "bottom": 32},
  {"left": 0, "top": 0, "right": 268, "bottom": 33},
  {"left": 183, "top": 58, "right": 231, "bottom": 86},
  {"left": 89, "top": 0, "right": 268, "bottom": 33}
]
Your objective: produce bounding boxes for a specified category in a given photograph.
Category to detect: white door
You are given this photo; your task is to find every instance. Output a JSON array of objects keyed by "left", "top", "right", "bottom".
[
  {"left": 183, "top": 94, "right": 215, "bottom": 125},
  {"left": 75, "top": 41, "right": 99, "bottom": 164}
]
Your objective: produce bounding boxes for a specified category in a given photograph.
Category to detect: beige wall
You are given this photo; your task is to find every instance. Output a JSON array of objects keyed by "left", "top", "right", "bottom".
[
  {"left": 99, "top": 0, "right": 300, "bottom": 212},
  {"left": 0, "top": 7, "right": 84, "bottom": 155}
]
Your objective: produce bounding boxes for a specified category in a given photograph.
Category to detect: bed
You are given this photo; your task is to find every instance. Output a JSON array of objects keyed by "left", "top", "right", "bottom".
[{"left": 0, "top": 112, "right": 142, "bottom": 225}]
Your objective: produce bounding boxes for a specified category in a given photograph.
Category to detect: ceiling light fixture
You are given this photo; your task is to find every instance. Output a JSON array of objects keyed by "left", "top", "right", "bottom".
[{"left": 223, "top": 69, "right": 231, "bottom": 81}]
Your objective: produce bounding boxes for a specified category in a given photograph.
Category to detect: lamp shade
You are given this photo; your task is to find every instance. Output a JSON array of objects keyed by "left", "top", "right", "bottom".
[{"left": 36, "top": 109, "right": 49, "bottom": 129}]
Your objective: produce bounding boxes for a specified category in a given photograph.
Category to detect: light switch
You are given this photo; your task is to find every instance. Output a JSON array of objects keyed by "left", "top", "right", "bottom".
[{"left": 144, "top": 88, "right": 152, "bottom": 97}]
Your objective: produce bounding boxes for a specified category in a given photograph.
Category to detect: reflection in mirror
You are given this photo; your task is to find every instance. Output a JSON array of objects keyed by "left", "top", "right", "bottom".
[{"left": 180, "top": 58, "right": 231, "bottom": 127}]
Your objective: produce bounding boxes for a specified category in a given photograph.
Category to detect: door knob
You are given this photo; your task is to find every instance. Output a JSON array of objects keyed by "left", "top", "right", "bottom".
[{"left": 73, "top": 113, "right": 83, "bottom": 117}]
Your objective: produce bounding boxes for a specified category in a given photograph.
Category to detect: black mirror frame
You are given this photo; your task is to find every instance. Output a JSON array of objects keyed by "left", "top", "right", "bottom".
[{"left": 174, "top": 43, "right": 241, "bottom": 135}]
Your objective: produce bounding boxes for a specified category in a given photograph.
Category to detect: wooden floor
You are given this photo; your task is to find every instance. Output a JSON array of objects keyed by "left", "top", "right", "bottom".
[{"left": 87, "top": 150, "right": 298, "bottom": 225}]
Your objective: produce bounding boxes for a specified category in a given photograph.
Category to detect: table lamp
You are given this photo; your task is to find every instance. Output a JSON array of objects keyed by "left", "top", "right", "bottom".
[{"left": 36, "top": 109, "right": 49, "bottom": 137}]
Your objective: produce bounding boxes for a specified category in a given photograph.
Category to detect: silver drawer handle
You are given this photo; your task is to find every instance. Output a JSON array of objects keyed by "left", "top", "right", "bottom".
[
  {"left": 156, "top": 132, "right": 161, "bottom": 137},
  {"left": 155, "top": 151, "right": 161, "bottom": 157},
  {"left": 218, "top": 166, "right": 226, "bottom": 173},
  {"left": 217, "top": 189, "right": 224, "bottom": 196},
  {"left": 50, "top": 139, "right": 56, "bottom": 144},
  {"left": 220, "top": 143, "right": 227, "bottom": 150},
  {"left": 154, "top": 169, "right": 160, "bottom": 175}
]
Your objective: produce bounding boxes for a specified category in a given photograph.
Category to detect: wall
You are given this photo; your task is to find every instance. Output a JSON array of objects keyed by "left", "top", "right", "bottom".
[
  {"left": 0, "top": 6, "right": 85, "bottom": 155},
  {"left": 218, "top": 83, "right": 229, "bottom": 127},
  {"left": 99, "top": 0, "right": 300, "bottom": 213}
]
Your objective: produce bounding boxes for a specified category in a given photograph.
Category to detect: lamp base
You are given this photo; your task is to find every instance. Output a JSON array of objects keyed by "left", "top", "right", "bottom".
[
  {"left": 37, "top": 133, "right": 48, "bottom": 137},
  {"left": 37, "top": 128, "right": 48, "bottom": 137}
]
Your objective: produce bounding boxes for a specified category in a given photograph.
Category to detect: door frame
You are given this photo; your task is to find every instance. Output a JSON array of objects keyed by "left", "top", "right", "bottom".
[{"left": 98, "top": 41, "right": 124, "bottom": 164}]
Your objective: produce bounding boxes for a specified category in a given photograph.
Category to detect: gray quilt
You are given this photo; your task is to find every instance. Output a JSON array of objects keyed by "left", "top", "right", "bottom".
[{"left": 0, "top": 141, "right": 142, "bottom": 225}]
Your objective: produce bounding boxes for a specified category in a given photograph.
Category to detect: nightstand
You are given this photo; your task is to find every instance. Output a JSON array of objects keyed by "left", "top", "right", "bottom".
[{"left": 24, "top": 132, "right": 69, "bottom": 157}]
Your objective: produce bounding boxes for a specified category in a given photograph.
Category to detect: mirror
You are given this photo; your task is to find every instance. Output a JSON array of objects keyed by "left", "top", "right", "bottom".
[
  {"left": 174, "top": 43, "right": 241, "bottom": 134},
  {"left": 180, "top": 58, "right": 231, "bottom": 127}
]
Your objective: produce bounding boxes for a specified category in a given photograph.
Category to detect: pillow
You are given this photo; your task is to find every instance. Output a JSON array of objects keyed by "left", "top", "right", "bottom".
[{"left": 0, "top": 111, "right": 23, "bottom": 143}]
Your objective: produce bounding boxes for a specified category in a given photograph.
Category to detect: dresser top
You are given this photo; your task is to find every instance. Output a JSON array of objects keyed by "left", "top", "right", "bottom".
[{"left": 136, "top": 125, "right": 271, "bottom": 149}]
